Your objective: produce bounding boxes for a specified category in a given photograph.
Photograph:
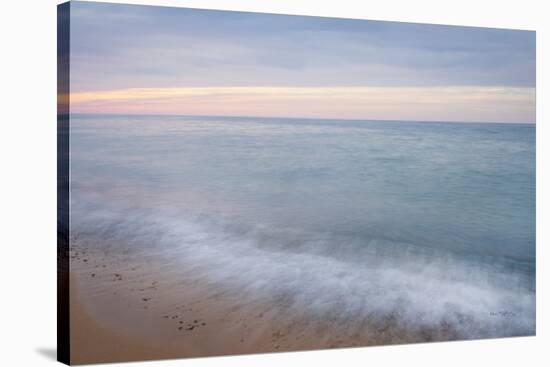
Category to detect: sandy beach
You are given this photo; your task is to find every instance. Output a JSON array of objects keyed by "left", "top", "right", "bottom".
[
  {"left": 69, "top": 240, "right": 434, "bottom": 364},
  {"left": 68, "top": 228, "right": 521, "bottom": 365},
  {"left": 70, "top": 274, "right": 183, "bottom": 364}
]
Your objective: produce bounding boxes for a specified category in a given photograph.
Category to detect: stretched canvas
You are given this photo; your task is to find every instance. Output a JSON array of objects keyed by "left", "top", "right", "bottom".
[{"left": 57, "top": 1, "right": 536, "bottom": 365}]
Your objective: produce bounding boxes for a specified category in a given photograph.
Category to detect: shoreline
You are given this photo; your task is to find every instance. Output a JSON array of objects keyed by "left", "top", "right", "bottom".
[
  {"left": 69, "top": 239, "right": 534, "bottom": 364},
  {"left": 69, "top": 242, "right": 383, "bottom": 364}
]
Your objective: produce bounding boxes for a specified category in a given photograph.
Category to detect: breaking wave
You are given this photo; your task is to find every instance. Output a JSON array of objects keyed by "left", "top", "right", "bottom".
[{"left": 71, "top": 191, "right": 535, "bottom": 341}]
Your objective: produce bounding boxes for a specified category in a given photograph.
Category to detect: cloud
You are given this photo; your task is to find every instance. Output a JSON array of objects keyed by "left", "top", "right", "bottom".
[
  {"left": 70, "top": 86, "right": 535, "bottom": 123},
  {"left": 68, "top": 1, "right": 536, "bottom": 122},
  {"left": 70, "top": 2, "right": 535, "bottom": 89}
]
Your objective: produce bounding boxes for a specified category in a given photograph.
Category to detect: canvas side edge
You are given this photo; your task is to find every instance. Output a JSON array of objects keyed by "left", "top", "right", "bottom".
[{"left": 57, "top": 2, "right": 71, "bottom": 365}]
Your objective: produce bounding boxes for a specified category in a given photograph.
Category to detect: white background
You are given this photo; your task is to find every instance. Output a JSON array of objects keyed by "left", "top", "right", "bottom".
[{"left": 0, "top": 0, "right": 547, "bottom": 365}]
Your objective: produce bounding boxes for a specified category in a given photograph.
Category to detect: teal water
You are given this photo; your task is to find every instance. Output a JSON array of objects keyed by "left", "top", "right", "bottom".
[{"left": 70, "top": 114, "right": 535, "bottom": 339}]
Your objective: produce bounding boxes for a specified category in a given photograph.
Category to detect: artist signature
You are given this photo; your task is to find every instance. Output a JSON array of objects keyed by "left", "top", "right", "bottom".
[{"left": 489, "top": 311, "right": 517, "bottom": 318}]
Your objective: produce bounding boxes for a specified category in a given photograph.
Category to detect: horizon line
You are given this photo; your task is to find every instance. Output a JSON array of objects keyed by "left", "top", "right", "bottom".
[{"left": 68, "top": 112, "right": 536, "bottom": 125}]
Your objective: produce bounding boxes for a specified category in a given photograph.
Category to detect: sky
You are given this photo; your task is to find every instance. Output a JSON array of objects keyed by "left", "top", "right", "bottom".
[{"left": 69, "top": 1, "right": 536, "bottom": 123}]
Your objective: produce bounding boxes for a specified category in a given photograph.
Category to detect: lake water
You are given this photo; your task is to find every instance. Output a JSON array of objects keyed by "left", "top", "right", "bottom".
[{"left": 70, "top": 114, "right": 536, "bottom": 339}]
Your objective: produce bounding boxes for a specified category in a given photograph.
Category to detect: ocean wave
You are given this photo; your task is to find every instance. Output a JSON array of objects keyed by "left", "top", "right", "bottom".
[{"left": 71, "top": 191, "right": 535, "bottom": 341}]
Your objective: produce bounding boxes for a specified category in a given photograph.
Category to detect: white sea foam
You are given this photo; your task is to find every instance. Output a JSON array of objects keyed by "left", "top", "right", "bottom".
[{"left": 71, "top": 192, "right": 535, "bottom": 340}]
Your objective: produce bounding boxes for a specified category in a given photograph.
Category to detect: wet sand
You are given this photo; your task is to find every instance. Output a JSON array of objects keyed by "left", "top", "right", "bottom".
[
  {"left": 68, "top": 240, "right": 469, "bottom": 364},
  {"left": 70, "top": 274, "right": 186, "bottom": 364},
  {"left": 69, "top": 242, "right": 387, "bottom": 364}
]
